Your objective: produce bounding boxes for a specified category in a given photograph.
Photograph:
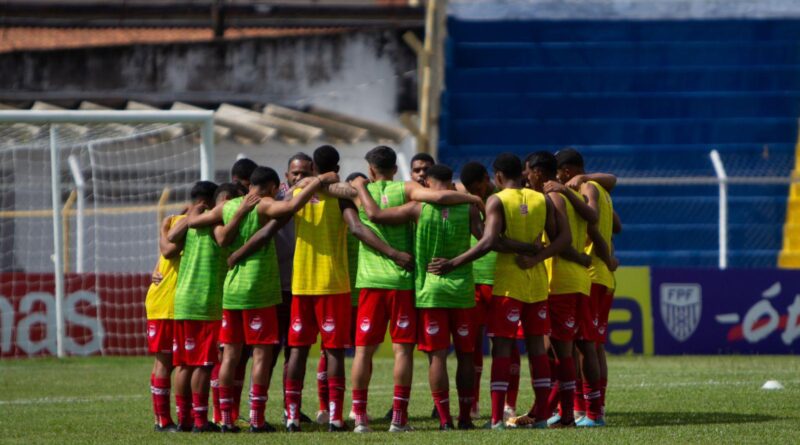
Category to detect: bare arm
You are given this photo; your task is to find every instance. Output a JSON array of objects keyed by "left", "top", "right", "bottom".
[
  {"left": 517, "top": 195, "right": 571, "bottom": 269},
  {"left": 353, "top": 179, "right": 418, "bottom": 225},
  {"left": 566, "top": 172, "right": 618, "bottom": 193},
  {"left": 262, "top": 174, "right": 332, "bottom": 219},
  {"left": 428, "top": 195, "right": 503, "bottom": 274},
  {"left": 160, "top": 215, "right": 183, "bottom": 257},
  {"left": 543, "top": 181, "right": 598, "bottom": 224},
  {"left": 323, "top": 181, "right": 358, "bottom": 200},
  {"left": 227, "top": 217, "right": 287, "bottom": 267},
  {"left": 340, "top": 199, "right": 414, "bottom": 271},
  {"left": 215, "top": 193, "right": 261, "bottom": 247},
  {"left": 613, "top": 210, "right": 622, "bottom": 234},
  {"left": 588, "top": 223, "right": 618, "bottom": 271},
  {"left": 186, "top": 202, "right": 224, "bottom": 228},
  {"left": 406, "top": 181, "right": 483, "bottom": 209}
]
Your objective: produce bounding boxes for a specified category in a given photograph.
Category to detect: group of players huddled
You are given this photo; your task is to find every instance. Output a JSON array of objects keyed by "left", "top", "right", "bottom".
[{"left": 144, "top": 144, "right": 620, "bottom": 433}]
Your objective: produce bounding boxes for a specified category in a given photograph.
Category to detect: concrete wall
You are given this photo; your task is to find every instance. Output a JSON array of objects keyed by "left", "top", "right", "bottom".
[{"left": 0, "top": 28, "right": 417, "bottom": 123}]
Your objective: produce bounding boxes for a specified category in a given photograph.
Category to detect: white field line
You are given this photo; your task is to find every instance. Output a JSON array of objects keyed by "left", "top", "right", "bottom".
[{"left": 3, "top": 379, "right": 798, "bottom": 406}]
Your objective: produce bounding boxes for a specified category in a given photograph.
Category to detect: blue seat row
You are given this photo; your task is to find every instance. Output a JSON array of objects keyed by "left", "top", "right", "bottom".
[
  {"left": 444, "top": 92, "right": 800, "bottom": 119},
  {"left": 448, "top": 19, "right": 800, "bottom": 43},
  {"left": 447, "top": 67, "right": 800, "bottom": 93}
]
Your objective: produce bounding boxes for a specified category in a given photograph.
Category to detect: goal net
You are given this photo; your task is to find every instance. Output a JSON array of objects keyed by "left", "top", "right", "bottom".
[{"left": 0, "top": 110, "right": 214, "bottom": 358}]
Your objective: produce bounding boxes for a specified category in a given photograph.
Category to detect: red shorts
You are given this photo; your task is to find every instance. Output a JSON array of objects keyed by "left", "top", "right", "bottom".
[
  {"left": 172, "top": 320, "right": 221, "bottom": 367},
  {"left": 473, "top": 284, "right": 494, "bottom": 326},
  {"left": 417, "top": 308, "right": 476, "bottom": 353},
  {"left": 487, "top": 296, "right": 550, "bottom": 339},
  {"left": 597, "top": 288, "right": 614, "bottom": 344},
  {"left": 288, "top": 293, "right": 352, "bottom": 349},
  {"left": 146, "top": 319, "right": 173, "bottom": 354},
  {"left": 576, "top": 284, "right": 604, "bottom": 342},
  {"left": 220, "top": 307, "right": 280, "bottom": 346},
  {"left": 355, "top": 289, "right": 417, "bottom": 346},
  {"left": 548, "top": 293, "right": 582, "bottom": 342}
]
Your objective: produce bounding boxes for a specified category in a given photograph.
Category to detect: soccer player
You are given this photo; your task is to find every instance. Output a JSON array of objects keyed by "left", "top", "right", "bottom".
[
  {"left": 410, "top": 152, "right": 435, "bottom": 187},
  {"left": 509, "top": 151, "right": 595, "bottom": 428},
  {"left": 355, "top": 164, "right": 486, "bottom": 430},
  {"left": 283, "top": 145, "right": 406, "bottom": 433},
  {"left": 145, "top": 207, "right": 189, "bottom": 432},
  {"left": 214, "top": 166, "right": 336, "bottom": 433},
  {"left": 171, "top": 181, "right": 249, "bottom": 433},
  {"left": 348, "top": 147, "right": 481, "bottom": 433},
  {"left": 552, "top": 148, "right": 619, "bottom": 426},
  {"left": 458, "top": 161, "right": 497, "bottom": 419},
  {"left": 428, "top": 153, "right": 570, "bottom": 430},
  {"left": 226, "top": 153, "right": 317, "bottom": 425},
  {"left": 211, "top": 157, "right": 258, "bottom": 428}
]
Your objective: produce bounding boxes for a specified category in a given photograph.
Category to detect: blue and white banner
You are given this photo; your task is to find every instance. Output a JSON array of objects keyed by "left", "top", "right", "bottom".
[{"left": 651, "top": 269, "right": 800, "bottom": 354}]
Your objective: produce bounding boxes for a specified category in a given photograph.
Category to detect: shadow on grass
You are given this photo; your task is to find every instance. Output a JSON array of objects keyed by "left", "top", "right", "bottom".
[{"left": 610, "top": 411, "right": 777, "bottom": 427}]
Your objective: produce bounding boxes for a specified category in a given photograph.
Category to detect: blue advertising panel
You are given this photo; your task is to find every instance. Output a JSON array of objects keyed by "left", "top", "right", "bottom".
[{"left": 651, "top": 269, "right": 800, "bottom": 354}]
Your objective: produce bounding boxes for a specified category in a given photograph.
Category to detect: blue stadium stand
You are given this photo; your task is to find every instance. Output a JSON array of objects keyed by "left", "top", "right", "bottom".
[{"left": 440, "top": 19, "right": 798, "bottom": 267}]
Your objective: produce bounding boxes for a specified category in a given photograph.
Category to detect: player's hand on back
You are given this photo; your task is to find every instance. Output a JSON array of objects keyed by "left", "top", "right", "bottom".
[
  {"left": 151, "top": 271, "right": 163, "bottom": 285},
  {"left": 515, "top": 254, "right": 539, "bottom": 269},
  {"left": 318, "top": 172, "right": 340, "bottom": 185},
  {"left": 565, "top": 174, "right": 587, "bottom": 191},
  {"left": 241, "top": 191, "right": 261, "bottom": 211},
  {"left": 607, "top": 256, "right": 619, "bottom": 272},
  {"left": 427, "top": 257, "right": 454, "bottom": 275},
  {"left": 227, "top": 251, "right": 240, "bottom": 269},
  {"left": 543, "top": 180, "right": 567, "bottom": 194},
  {"left": 579, "top": 253, "right": 592, "bottom": 268},
  {"left": 350, "top": 176, "right": 369, "bottom": 189},
  {"left": 390, "top": 250, "right": 414, "bottom": 272},
  {"left": 469, "top": 195, "right": 485, "bottom": 213}
]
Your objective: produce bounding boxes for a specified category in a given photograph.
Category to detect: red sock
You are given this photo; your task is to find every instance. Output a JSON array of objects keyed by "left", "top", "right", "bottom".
[
  {"left": 191, "top": 392, "right": 209, "bottom": 428},
  {"left": 473, "top": 352, "right": 483, "bottom": 407},
  {"left": 547, "top": 357, "right": 560, "bottom": 416},
  {"left": 328, "top": 376, "right": 346, "bottom": 426},
  {"left": 490, "top": 356, "right": 510, "bottom": 424},
  {"left": 583, "top": 380, "right": 602, "bottom": 420},
  {"left": 432, "top": 390, "right": 453, "bottom": 426},
  {"left": 392, "top": 385, "right": 411, "bottom": 426},
  {"left": 317, "top": 354, "right": 329, "bottom": 412},
  {"left": 574, "top": 378, "right": 586, "bottom": 414},
  {"left": 507, "top": 347, "right": 521, "bottom": 409},
  {"left": 175, "top": 393, "right": 192, "bottom": 429},
  {"left": 151, "top": 376, "right": 173, "bottom": 427},
  {"left": 149, "top": 374, "right": 157, "bottom": 424},
  {"left": 529, "top": 354, "right": 551, "bottom": 422},
  {"left": 250, "top": 383, "right": 267, "bottom": 428},
  {"left": 233, "top": 361, "right": 246, "bottom": 422},
  {"left": 557, "top": 356, "right": 576, "bottom": 423},
  {"left": 210, "top": 364, "right": 221, "bottom": 424},
  {"left": 352, "top": 388, "right": 368, "bottom": 425},
  {"left": 284, "top": 379, "right": 303, "bottom": 425},
  {"left": 219, "top": 385, "right": 234, "bottom": 426},
  {"left": 457, "top": 387, "right": 475, "bottom": 423},
  {"left": 599, "top": 378, "right": 608, "bottom": 416}
]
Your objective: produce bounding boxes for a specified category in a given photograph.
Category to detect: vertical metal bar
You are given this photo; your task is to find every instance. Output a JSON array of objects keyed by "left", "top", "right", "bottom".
[
  {"left": 67, "top": 155, "right": 85, "bottom": 274},
  {"left": 710, "top": 149, "right": 728, "bottom": 269},
  {"left": 200, "top": 118, "right": 216, "bottom": 181},
  {"left": 50, "top": 125, "right": 66, "bottom": 358}
]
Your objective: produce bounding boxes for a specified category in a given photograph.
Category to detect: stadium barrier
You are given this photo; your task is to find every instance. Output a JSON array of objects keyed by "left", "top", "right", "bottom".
[{"left": 3, "top": 266, "right": 799, "bottom": 358}]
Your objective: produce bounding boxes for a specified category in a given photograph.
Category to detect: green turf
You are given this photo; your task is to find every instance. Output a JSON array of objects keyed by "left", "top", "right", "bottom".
[{"left": 1, "top": 354, "right": 799, "bottom": 444}]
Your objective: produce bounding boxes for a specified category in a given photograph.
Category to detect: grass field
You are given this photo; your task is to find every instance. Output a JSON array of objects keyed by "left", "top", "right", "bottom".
[{"left": 2, "top": 354, "right": 799, "bottom": 444}]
